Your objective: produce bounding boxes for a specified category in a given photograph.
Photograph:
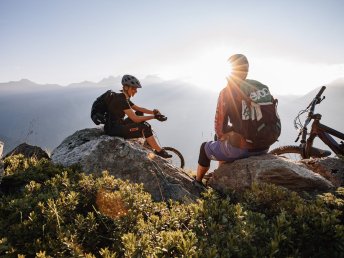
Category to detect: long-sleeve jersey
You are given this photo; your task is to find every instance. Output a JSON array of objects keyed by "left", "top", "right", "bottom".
[{"left": 214, "top": 87, "right": 233, "bottom": 139}]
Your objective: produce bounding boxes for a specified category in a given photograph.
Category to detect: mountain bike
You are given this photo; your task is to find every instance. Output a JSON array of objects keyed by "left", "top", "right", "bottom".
[
  {"left": 126, "top": 112, "right": 185, "bottom": 169},
  {"left": 269, "top": 86, "right": 344, "bottom": 160}
]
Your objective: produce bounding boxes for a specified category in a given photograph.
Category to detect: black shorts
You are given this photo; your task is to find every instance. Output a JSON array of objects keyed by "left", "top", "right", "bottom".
[{"left": 104, "top": 120, "right": 153, "bottom": 139}]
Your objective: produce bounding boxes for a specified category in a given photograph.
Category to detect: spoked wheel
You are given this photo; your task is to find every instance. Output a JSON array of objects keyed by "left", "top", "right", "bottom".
[
  {"left": 163, "top": 147, "right": 185, "bottom": 169},
  {"left": 269, "top": 145, "right": 303, "bottom": 160},
  {"left": 269, "top": 145, "right": 331, "bottom": 161}
]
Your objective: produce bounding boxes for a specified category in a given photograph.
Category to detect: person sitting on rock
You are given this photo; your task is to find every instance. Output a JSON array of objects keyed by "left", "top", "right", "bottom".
[
  {"left": 195, "top": 54, "right": 275, "bottom": 186},
  {"left": 104, "top": 74, "right": 172, "bottom": 158}
]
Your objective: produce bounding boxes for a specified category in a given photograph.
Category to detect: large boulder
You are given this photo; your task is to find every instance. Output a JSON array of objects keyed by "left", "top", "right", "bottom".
[
  {"left": 51, "top": 128, "right": 201, "bottom": 203},
  {"left": 207, "top": 155, "right": 335, "bottom": 193}
]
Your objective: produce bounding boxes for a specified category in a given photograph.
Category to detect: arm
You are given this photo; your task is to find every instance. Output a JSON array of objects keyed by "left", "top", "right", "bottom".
[
  {"left": 132, "top": 105, "right": 160, "bottom": 115},
  {"left": 214, "top": 88, "right": 230, "bottom": 139},
  {"left": 124, "top": 108, "right": 155, "bottom": 123}
]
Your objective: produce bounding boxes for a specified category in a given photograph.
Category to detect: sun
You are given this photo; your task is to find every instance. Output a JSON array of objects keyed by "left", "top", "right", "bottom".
[{"left": 156, "top": 46, "right": 251, "bottom": 92}]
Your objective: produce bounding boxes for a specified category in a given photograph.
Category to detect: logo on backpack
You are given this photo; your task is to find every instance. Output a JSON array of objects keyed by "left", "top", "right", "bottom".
[{"left": 230, "top": 80, "right": 281, "bottom": 148}]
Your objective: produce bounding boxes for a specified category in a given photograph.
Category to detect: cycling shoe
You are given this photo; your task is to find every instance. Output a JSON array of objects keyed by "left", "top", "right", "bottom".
[{"left": 154, "top": 149, "right": 172, "bottom": 158}]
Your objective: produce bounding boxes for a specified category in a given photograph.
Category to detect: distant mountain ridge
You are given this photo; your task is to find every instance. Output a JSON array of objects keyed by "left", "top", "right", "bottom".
[
  {"left": 2, "top": 76, "right": 343, "bottom": 93},
  {"left": 0, "top": 76, "right": 343, "bottom": 170},
  {"left": 0, "top": 79, "right": 61, "bottom": 93},
  {"left": 0, "top": 76, "right": 123, "bottom": 93}
]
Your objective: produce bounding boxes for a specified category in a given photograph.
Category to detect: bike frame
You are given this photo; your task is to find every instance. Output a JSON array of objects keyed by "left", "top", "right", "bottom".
[{"left": 305, "top": 114, "right": 344, "bottom": 157}]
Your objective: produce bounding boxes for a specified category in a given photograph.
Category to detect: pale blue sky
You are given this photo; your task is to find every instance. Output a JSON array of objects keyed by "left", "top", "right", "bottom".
[{"left": 1, "top": 0, "right": 343, "bottom": 94}]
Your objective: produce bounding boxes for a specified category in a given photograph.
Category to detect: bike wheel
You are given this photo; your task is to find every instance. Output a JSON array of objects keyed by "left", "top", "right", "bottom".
[
  {"left": 163, "top": 147, "right": 185, "bottom": 169},
  {"left": 269, "top": 145, "right": 303, "bottom": 160},
  {"left": 269, "top": 145, "right": 331, "bottom": 161}
]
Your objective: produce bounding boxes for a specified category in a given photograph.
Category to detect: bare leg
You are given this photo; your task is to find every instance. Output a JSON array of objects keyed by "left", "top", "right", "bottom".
[
  {"left": 196, "top": 164, "right": 209, "bottom": 182},
  {"left": 145, "top": 135, "right": 162, "bottom": 151}
]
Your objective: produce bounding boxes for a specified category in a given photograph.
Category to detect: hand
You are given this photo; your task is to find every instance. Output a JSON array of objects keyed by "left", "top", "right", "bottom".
[
  {"left": 153, "top": 109, "right": 161, "bottom": 115},
  {"left": 154, "top": 114, "right": 167, "bottom": 122}
]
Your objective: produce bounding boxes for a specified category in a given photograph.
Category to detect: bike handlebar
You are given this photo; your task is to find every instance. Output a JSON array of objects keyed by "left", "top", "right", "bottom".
[
  {"left": 316, "top": 86, "right": 326, "bottom": 99},
  {"left": 307, "top": 86, "right": 326, "bottom": 110},
  {"left": 297, "top": 86, "right": 326, "bottom": 143}
]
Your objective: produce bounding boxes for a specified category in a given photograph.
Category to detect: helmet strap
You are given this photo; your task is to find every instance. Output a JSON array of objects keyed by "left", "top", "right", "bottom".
[{"left": 123, "top": 86, "right": 130, "bottom": 98}]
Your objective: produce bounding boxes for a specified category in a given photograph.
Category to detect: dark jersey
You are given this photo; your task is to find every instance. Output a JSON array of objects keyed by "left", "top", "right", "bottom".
[{"left": 107, "top": 93, "right": 134, "bottom": 122}]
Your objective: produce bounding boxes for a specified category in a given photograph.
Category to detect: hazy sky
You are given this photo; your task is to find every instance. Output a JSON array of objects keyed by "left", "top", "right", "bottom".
[{"left": 1, "top": 0, "right": 343, "bottom": 94}]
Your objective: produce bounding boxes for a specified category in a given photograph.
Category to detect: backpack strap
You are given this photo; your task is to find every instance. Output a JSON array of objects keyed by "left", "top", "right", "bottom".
[
  {"left": 225, "top": 81, "right": 256, "bottom": 147},
  {"left": 223, "top": 84, "right": 245, "bottom": 134},
  {"left": 232, "top": 81, "right": 253, "bottom": 105}
]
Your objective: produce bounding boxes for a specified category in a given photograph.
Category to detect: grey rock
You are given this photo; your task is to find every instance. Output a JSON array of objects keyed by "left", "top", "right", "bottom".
[
  {"left": 51, "top": 128, "right": 201, "bottom": 203},
  {"left": 299, "top": 157, "right": 344, "bottom": 187},
  {"left": 207, "top": 154, "right": 334, "bottom": 193},
  {"left": 4, "top": 143, "right": 50, "bottom": 160},
  {"left": 0, "top": 141, "right": 3, "bottom": 158}
]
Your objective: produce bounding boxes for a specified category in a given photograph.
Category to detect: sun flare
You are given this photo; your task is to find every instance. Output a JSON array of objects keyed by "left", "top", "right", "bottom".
[{"left": 155, "top": 45, "right": 343, "bottom": 95}]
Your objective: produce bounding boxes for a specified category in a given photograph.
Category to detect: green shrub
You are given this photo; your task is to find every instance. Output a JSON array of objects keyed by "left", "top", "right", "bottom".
[{"left": 0, "top": 155, "right": 343, "bottom": 257}]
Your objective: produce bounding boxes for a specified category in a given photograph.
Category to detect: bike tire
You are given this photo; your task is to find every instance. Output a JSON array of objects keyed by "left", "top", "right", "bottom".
[
  {"left": 269, "top": 145, "right": 331, "bottom": 160},
  {"left": 269, "top": 145, "right": 303, "bottom": 160},
  {"left": 163, "top": 147, "right": 185, "bottom": 169}
]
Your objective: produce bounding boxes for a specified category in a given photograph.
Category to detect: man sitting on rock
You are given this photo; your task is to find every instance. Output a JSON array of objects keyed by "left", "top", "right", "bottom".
[
  {"left": 195, "top": 54, "right": 280, "bottom": 186},
  {"left": 104, "top": 75, "right": 172, "bottom": 158}
]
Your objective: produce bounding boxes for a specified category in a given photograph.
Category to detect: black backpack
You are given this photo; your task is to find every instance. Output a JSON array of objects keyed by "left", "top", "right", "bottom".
[
  {"left": 227, "top": 80, "right": 281, "bottom": 148},
  {"left": 91, "top": 90, "right": 116, "bottom": 125}
]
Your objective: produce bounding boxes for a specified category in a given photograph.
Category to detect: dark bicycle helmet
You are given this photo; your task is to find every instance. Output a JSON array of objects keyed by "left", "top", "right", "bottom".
[{"left": 121, "top": 75, "right": 142, "bottom": 88}]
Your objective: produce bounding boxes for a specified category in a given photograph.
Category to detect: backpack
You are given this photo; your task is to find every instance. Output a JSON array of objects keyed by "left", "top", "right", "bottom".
[
  {"left": 227, "top": 79, "right": 281, "bottom": 148},
  {"left": 91, "top": 90, "right": 117, "bottom": 125}
]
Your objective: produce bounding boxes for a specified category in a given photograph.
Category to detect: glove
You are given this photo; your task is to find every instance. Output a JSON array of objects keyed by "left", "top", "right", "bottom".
[{"left": 154, "top": 114, "right": 167, "bottom": 122}]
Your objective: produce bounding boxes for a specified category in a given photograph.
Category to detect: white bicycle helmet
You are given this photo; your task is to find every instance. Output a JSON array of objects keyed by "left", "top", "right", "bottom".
[{"left": 121, "top": 75, "right": 142, "bottom": 88}]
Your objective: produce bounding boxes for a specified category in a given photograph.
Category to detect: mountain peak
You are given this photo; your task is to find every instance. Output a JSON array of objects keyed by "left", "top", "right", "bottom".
[{"left": 19, "top": 78, "right": 35, "bottom": 83}]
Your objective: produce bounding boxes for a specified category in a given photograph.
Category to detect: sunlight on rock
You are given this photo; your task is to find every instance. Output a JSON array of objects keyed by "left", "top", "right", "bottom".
[{"left": 147, "top": 152, "right": 156, "bottom": 160}]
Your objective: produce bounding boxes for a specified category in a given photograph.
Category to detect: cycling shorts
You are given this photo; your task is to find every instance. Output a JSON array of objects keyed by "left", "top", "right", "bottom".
[{"left": 204, "top": 140, "right": 268, "bottom": 162}]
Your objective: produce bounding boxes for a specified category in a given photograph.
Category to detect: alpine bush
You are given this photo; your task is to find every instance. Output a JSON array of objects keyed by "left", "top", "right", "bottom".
[{"left": 0, "top": 155, "right": 343, "bottom": 257}]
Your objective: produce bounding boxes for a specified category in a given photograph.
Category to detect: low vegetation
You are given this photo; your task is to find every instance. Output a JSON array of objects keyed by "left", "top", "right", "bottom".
[{"left": 0, "top": 155, "right": 343, "bottom": 257}]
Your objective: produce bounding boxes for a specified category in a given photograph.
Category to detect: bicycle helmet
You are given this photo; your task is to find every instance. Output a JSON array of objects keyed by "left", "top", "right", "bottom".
[
  {"left": 121, "top": 75, "right": 142, "bottom": 88},
  {"left": 228, "top": 54, "right": 249, "bottom": 71}
]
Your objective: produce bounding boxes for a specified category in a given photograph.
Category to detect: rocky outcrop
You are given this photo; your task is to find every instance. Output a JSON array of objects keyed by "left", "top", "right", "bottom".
[
  {"left": 51, "top": 128, "right": 201, "bottom": 203},
  {"left": 4, "top": 143, "right": 50, "bottom": 160},
  {"left": 300, "top": 157, "right": 344, "bottom": 187},
  {"left": 1, "top": 142, "right": 50, "bottom": 183},
  {"left": 207, "top": 155, "right": 335, "bottom": 193},
  {"left": 51, "top": 128, "right": 340, "bottom": 201},
  {"left": 0, "top": 141, "right": 3, "bottom": 158}
]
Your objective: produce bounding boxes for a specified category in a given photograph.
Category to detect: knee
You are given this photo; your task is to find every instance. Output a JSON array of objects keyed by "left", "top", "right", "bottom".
[
  {"left": 198, "top": 142, "right": 210, "bottom": 167},
  {"left": 142, "top": 123, "right": 153, "bottom": 138}
]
